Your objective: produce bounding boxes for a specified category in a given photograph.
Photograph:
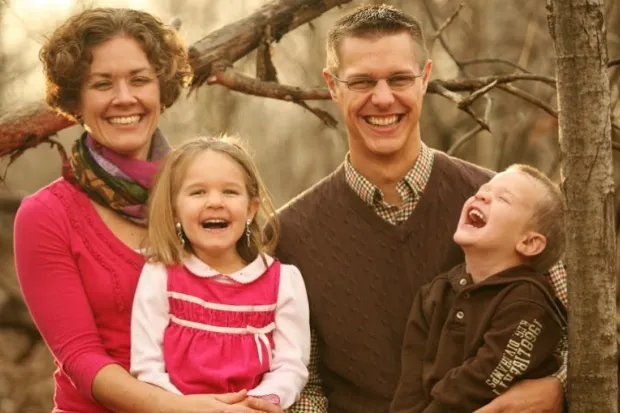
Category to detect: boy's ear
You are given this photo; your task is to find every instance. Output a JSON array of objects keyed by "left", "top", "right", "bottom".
[{"left": 516, "top": 231, "right": 547, "bottom": 258}]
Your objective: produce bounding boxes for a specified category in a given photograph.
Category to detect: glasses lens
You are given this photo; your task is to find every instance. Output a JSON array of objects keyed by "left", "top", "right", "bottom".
[{"left": 347, "top": 78, "right": 376, "bottom": 91}]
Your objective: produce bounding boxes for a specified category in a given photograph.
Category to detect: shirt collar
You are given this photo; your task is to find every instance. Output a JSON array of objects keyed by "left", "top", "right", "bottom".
[
  {"left": 344, "top": 142, "right": 434, "bottom": 206},
  {"left": 182, "top": 254, "right": 274, "bottom": 284}
]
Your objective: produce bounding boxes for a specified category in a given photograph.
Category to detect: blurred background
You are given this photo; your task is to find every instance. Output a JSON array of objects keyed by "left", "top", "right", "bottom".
[{"left": 0, "top": 0, "right": 619, "bottom": 411}]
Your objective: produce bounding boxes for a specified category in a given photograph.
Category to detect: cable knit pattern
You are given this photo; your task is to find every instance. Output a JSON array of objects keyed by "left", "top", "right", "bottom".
[
  {"left": 14, "top": 178, "right": 145, "bottom": 412},
  {"left": 276, "top": 152, "right": 493, "bottom": 413}
]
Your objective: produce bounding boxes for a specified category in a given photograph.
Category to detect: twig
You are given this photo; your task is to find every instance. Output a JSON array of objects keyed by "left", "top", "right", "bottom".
[
  {"left": 458, "top": 58, "right": 531, "bottom": 73},
  {"left": 497, "top": 84, "right": 558, "bottom": 117},
  {"left": 430, "top": 2, "right": 466, "bottom": 44},
  {"left": 447, "top": 95, "right": 493, "bottom": 155},
  {"left": 433, "top": 73, "right": 557, "bottom": 91},
  {"left": 206, "top": 70, "right": 330, "bottom": 101},
  {"left": 497, "top": 84, "right": 620, "bottom": 150},
  {"left": 206, "top": 70, "right": 336, "bottom": 126},
  {"left": 293, "top": 101, "right": 337, "bottom": 128},
  {"left": 421, "top": 0, "right": 465, "bottom": 74},
  {"left": 458, "top": 80, "right": 498, "bottom": 107},
  {"left": 609, "top": 58, "right": 620, "bottom": 68},
  {"left": 447, "top": 125, "right": 485, "bottom": 156},
  {"left": 433, "top": 83, "right": 492, "bottom": 131}
]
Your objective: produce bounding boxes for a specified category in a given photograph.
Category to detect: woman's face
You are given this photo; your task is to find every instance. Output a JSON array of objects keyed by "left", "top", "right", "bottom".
[{"left": 77, "top": 36, "right": 161, "bottom": 160}]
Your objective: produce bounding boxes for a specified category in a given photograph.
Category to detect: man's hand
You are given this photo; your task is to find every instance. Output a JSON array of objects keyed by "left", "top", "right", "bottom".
[{"left": 474, "top": 377, "right": 564, "bottom": 413}]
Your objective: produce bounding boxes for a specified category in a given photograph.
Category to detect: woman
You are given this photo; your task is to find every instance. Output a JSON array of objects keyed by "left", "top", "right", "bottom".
[{"left": 13, "top": 8, "right": 282, "bottom": 413}]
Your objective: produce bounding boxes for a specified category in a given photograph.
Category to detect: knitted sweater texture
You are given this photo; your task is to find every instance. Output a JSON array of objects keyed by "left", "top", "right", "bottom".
[{"left": 276, "top": 152, "right": 493, "bottom": 413}]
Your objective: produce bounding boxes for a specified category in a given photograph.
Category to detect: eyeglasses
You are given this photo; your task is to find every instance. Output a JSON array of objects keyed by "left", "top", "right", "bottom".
[{"left": 330, "top": 72, "right": 425, "bottom": 92}]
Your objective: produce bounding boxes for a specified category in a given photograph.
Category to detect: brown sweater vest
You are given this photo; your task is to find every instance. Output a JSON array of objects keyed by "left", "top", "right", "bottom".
[{"left": 276, "top": 152, "right": 493, "bottom": 413}]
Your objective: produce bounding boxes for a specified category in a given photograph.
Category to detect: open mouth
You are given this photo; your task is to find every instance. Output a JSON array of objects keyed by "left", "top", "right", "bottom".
[
  {"left": 108, "top": 115, "right": 142, "bottom": 125},
  {"left": 364, "top": 115, "right": 404, "bottom": 127},
  {"left": 465, "top": 207, "right": 486, "bottom": 228},
  {"left": 201, "top": 219, "right": 229, "bottom": 230}
]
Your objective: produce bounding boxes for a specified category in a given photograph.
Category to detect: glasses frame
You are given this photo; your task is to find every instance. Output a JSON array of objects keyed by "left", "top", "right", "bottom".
[{"left": 330, "top": 71, "right": 426, "bottom": 92}]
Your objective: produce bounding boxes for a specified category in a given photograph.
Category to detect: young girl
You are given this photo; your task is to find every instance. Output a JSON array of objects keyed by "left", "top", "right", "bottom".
[{"left": 130, "top": 136, "right": 310, "bottom": 409}]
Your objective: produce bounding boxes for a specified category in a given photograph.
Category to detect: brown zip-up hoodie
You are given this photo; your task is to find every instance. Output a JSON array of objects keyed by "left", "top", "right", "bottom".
[{"left": 390, "top": 263, "right": 567, "bottom": 413}]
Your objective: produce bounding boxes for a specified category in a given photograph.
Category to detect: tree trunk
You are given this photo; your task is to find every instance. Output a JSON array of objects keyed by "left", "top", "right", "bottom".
[{"left": 547, "top": 1, "right": 617, "bottom": 412}]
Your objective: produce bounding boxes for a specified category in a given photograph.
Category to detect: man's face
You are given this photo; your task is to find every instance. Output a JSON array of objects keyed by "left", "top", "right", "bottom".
[{"left": 323, "top": 32, "right": 432, "bottom": 163}]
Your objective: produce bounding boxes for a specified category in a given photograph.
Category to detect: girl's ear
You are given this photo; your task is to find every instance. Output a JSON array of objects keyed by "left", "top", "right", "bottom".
[
  {"left": 516, "top": 231, "right": 547, "bottom": 258},
  {"left": 248, "top": 197, "right": 260, "bottom": 221}
]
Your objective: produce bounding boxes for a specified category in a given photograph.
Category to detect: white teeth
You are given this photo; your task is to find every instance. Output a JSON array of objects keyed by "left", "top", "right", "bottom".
[
  {"left": 205, "top": 219, "right": 227, "bottom": 223},
  {"left": 469, "top": 209, "right": 485, "bottom": 222},
  {"left": 109, "top": 115, "right": 140, "bottom": 125},
  {"left": 366, "top": 115, "right": 399, "bottom": 126}
]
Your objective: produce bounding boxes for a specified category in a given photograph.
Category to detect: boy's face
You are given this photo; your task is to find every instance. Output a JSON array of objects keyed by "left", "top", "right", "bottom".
[{"left": 453, "top": 171, "right": 544, "bottom": 257}]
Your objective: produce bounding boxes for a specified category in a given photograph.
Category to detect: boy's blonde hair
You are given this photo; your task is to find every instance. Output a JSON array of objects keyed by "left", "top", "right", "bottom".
[
  {"left": 507, "top": 164, "right": 565, "bottom": 272},
  {"left": 147, "top": 135, "right": 279, "bottom": 266}
]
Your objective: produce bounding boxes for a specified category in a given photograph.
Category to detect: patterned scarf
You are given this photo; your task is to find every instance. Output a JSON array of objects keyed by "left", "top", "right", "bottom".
[{"left": 63, "top": 129, "right": 171, "bottom": 226}]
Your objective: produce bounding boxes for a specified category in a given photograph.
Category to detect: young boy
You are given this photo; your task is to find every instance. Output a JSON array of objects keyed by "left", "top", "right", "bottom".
[{"left": 390, "top": 164, "right": 567, "bottom": 413}]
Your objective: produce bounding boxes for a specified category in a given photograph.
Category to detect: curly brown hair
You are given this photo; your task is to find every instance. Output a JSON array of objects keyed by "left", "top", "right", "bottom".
[{"left": 40, "top": 8, "right": 192, "bottom": 120}]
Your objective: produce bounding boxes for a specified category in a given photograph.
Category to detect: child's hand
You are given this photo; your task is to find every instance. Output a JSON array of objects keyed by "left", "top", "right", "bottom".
[
  {"left": 231, "top": 397, "right": 250, "bottom": 407},
  {"left": 245, "top": 396, "right": 285, "bottom": 413}
]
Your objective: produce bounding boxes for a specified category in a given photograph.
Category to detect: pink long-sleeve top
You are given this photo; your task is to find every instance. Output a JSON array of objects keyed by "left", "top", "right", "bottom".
[{"left": 14, "top": 179, "right": 145, "bottom": 413}]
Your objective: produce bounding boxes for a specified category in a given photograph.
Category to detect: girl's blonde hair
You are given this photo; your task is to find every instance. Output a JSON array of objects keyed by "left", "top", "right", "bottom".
[{"left": 147, "top": 135, "right": 279, "bottom": 266}]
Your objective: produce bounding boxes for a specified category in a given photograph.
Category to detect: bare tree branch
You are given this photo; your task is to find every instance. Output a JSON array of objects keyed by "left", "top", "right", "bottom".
[
  {"left": 447, "top": 95, "right": 493, "bottom": 155},
  {"left": 421, "top": 0, "right": 464, "bottom": 74},
  {"left": 608, "top": 58, "right": 620, "bottom": 68},
  {"left": 207, "top": 70, "right": 330, "bottom": 101},
  {"left": 430, "top": 2, "right": 466, "bottom": 44},
  {"left": 2, "top": 0, "right": 619, "bottom": 161},
  {"left": 497, "top": 84, "right": 557, "bottom": 117},
  {"left": 431, "top": 73, "right": 556, "bottom": 90},
  {"left": 458, "top": 80, "right": 498, "bottom": 107},
  {"left": 496, "top": 84, "right": 620, "bottom": 150},
  {"left": 458, "top": 58, "right": 531, "bottom": 73},
  {"left": 432, "top": 83, "right": 492, "bottom": 131},
  {"left": 0, "top": 102, "right": 72, "bottom": 168},
  {"left": 188, "top": 0, "right": 354, "bottom": 92}
]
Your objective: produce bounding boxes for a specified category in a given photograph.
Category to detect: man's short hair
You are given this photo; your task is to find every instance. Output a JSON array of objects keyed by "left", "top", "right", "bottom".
[{"left": 326, "top": 4, "right": 428, "bottom": 73}]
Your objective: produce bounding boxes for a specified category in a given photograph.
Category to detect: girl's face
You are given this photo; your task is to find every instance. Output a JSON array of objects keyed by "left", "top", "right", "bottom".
[{"left": 175, "top": 150, "right": 259, "bottom": 266}]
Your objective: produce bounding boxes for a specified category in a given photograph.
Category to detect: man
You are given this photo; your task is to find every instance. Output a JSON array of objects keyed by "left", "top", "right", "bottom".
[{"left": 276, "top": 4, "right": 567, "bottom": 413}]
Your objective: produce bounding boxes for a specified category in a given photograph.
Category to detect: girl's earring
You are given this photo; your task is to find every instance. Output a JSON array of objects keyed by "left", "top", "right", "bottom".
[
  {"left": 246, "top": 218, "right": 252, "bottom": 248},
  {"left": 176, "top": 222, "right": 185, "bottom": 247}
]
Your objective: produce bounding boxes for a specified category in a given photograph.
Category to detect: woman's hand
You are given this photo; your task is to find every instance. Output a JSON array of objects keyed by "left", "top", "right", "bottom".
[{"left": 173, "top": 390, "right": 263, "bottom": 413}]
